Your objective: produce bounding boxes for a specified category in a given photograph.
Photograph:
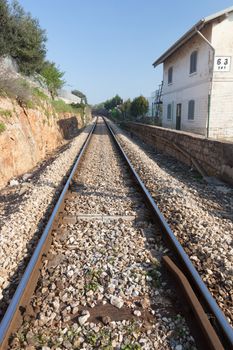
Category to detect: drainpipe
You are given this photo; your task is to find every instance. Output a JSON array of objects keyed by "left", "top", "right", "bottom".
[{"left": 195, "top": 28, "right": 215, "bottom": 138}]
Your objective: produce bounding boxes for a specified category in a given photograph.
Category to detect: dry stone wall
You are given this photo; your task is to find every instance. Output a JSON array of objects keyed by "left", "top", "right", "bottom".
[
  {"left": 124, "top": 122, "right": 233, "bottom": 186},
  {"left": 0, "top": 96, "right": 91, "bottom": 188}
]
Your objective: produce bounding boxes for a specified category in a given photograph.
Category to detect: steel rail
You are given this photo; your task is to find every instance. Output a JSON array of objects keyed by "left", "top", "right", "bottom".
[
  {"left": 0, "top": 119, "right": 97, "bottom": 349},
  {"left": 103, "top": 117, "right": 233, "bottom": 349}
]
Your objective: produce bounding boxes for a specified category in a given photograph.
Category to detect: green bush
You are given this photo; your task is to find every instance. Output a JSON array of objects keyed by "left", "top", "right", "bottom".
[
  {"left": 33, "top": 87, "right": 48, "bottom": 100},
  {"left": 51, "top": 99, "right": 83, "bottom": 115},
  {"left": 51, "top": 99, "right": 74, "bottom": 113},
  {"left": 0, "top": 108, "right": 12, "bottom": 118},
  {"left": 0, "top": 122, "right": 6, "bottom": 133}
]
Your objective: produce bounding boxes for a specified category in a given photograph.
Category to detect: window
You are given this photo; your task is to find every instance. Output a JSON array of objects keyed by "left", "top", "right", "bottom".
[
  {"left": 188, "top": 100, "right": 195, "bottom": 120},
  {"left": 190, "top": 51, "right": 197, "bottom": 74},
  {"left": 168, "top": 67, "right": 173, "bottom": 84},
  {"left": 167, "top": 104, "right": 172, "bottom": 120}
]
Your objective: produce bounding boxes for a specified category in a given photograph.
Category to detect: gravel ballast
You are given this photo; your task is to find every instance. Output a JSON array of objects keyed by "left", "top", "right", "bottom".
[
  {"left": 0, "top": 121, "right": 95, "bottom": 318},
  {"left": 11, "top": 119, "right": 196, "bottom": 350},
  {"left": 108, "top": 119, "right": 233, "bottom": 326}
]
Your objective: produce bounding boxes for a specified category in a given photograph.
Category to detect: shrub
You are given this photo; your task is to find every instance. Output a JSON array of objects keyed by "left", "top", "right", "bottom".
[
  {"left": 40, "top": 61, "right": 65, "bottom": 99},
  {"left": 33, "top": 87, "right": 48, "bottom": 100},
  {"left": 0, "top": 77, "right": 32, "bottom": 103},
  {"left": 51, "top": 99, "right": 74, "bottom": 113},
  {"left": 0, "top": 108, "right": 12, "bottom": 118},
  {"left": 0, "top": 122, "right": 6, "bottom": 133},
  {"left": 52, "top": 99, "right": 84, "bottom": 116}
]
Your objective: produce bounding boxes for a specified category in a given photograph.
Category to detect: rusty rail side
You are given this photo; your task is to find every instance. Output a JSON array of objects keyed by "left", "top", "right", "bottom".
[
  {"left": 162, "top": 256, "right": 224, "bottom": 350},
  {"left": 0, "top": 119, "right": 97, "bottom": 349},
  {"left": 103, "top": 117, "right": 233, "bottom": 349}
]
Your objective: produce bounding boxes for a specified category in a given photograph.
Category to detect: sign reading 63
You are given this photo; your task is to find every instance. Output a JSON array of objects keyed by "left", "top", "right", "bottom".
[{"left": 214, "top": 56, "right": 231, "bottom": 71}]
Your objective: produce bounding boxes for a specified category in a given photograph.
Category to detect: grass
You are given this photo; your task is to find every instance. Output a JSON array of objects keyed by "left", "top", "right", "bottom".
[
  {"left": 0, "top": 108, "right": 12, "bottom": 118},
  {"left": 33, "top": 87, "right": 48, "bottom": 100},
  {"left": 85, "top": 281, "right": 100, "bottom": 292},
  {"left": 84, "top": 268, "right": 102, "bottom": 292},
  {"left": 147, "top": 263, "right": 161, "bottom": 288},
  {"left": 52, "top": 99, "right": 84, "bottom": 115},
  {"left": 0, "top": 77, "right": 86, "bottom": 123},
  {"left": 25, "top": 100, "right": 35, "bottom": 109},
  {"left": 0, "top": 122, "right": 6, "bottom": 133},
  {"left": 85, "top": 328, "right": 114, "bottom": 348}
]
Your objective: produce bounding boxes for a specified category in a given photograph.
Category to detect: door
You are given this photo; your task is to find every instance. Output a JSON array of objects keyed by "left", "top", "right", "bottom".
[{"left": 176, "top": 103, "right": 182, "bottom": 130}]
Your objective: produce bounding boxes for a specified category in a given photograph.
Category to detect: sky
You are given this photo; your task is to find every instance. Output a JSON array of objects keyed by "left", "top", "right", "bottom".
[{"left": 17, "top": 0, "right": 233, "bottom": 104}]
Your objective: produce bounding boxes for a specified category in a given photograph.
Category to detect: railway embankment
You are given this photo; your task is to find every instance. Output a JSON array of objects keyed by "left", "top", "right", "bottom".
[
  {"left": 122, "top": 122, "right": 233, "bottom": 186},
  {"left": 0, "top": 95, "right": 92, "bottom": 189}
]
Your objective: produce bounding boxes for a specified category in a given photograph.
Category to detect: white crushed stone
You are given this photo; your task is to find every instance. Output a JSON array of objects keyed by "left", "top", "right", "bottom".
[
  {"left": 0, "top": 121, "right": 95, "bottom": 309},
  {"left": 108, "top": 119, "right": 233, "bottom": 325}
]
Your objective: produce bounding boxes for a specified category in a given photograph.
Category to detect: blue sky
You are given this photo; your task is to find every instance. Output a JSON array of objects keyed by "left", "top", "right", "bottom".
[{"left": 17, "top": 0, "right": 233, "bottom": 104}]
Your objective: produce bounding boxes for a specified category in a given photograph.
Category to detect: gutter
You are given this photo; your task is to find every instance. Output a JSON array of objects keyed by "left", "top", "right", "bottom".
[{"left": 195, "top": 28, "right": 215, "bottom": 138}]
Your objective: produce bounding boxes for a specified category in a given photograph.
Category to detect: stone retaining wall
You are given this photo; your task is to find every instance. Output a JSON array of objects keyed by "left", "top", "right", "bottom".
[{"left": 123, "top": 122, "right": 233, "bottom": 186}]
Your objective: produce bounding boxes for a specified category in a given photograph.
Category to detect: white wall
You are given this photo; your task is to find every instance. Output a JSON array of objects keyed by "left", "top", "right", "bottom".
[
  {"left": 163, "top": 83, "right": 209, "bottom": 135},
  {"left": 209, "top": 13, "right": 233, "bottom": 138},
  {"left": 162, "top": 25, "right": 212, "bottom": 135}
]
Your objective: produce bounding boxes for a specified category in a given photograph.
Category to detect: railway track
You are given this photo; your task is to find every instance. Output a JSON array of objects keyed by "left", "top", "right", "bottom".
[{"left": 0, "top": 117, "right": 232, "bottom": 349}]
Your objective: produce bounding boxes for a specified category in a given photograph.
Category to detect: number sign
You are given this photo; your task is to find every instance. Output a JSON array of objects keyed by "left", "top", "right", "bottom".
[{"left": 214, "top": 56, "right": 231, "bottom": 72}]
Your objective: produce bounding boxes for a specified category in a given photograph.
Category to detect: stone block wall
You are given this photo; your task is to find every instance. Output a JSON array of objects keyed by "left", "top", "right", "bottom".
[{"left": 123, "top": 122, "right": 233, "bottom": 186}]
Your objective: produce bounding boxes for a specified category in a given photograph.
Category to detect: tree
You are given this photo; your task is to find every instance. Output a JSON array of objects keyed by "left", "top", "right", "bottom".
[
  {"left": 9, "top": 0, "right": 47, "bottom": 75},
  {"left": 104, "top": 94, "right": 123, "bottom": 111},
  {"left": 119, "top": 99, "right": 131, "bottom": 119},
  {"left": 40, "top": 61, "right": 65, "bottom": 99},
  {"left": 130, "top": 96, "right": 149, "bottom": 118},
  {"left": 0, "top": 0, "right": 11, "bottom": 56},
  {"left": 72, "top": 89, "right": 87, "bottom": 104},
  {"left": 112, "top": 94, "right": 123, "bottom": 107}
]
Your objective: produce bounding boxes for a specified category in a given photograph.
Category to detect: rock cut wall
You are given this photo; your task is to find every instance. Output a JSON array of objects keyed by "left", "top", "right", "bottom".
[{"left": 0, "top": 96, "right": 91, "bottom": 188}]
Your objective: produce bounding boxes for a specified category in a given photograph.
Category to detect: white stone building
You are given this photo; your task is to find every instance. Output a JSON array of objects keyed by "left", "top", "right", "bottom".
[{"left": 153, "top": 6, "right": 233, "bottom": 139}]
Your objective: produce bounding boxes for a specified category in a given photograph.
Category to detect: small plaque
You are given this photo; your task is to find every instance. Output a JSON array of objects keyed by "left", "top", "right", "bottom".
[{"left": 214, "top": 56, "right": 231, "bottom": 72}]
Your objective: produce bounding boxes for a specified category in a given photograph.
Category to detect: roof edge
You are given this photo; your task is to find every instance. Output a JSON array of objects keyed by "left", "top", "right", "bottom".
[
  {"left": 152, "top": 20, "right": 204, "bottom": 67},
  {"left": 152, "top": 5, "right": 233, "bottom": 67}
]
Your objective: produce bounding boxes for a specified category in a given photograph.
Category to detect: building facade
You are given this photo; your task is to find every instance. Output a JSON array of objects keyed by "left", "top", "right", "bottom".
[{"left": 153, "top": 6, "right": 233, "bottom": 139}]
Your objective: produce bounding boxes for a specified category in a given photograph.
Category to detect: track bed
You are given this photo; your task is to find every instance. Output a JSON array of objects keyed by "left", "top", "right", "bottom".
[{"left": 9, "top": 119, "right": 196, "bottom": 349}]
